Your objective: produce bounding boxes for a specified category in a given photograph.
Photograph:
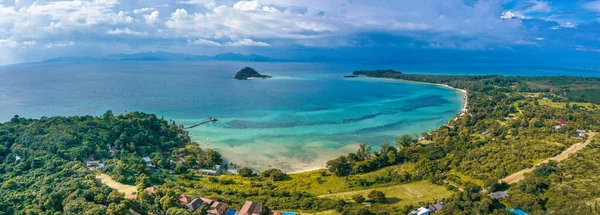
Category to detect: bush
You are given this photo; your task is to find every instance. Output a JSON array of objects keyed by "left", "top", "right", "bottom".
[
  {"left": 368, "top": 190, "right": 386, "bottom": 203},
  {"left": 238, "top": 167, "right": 254, "bottom": 177},
  {"left": 260, "top": 169, "right": 287, "bottom": 181},
  {"left": 352, "top": 194, "right": 365, "bottom": 203}
]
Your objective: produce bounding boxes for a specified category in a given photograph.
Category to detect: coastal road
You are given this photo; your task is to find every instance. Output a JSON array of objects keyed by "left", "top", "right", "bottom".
[{"left": 502, "top": 132, "right": 596, "bottom": 184}]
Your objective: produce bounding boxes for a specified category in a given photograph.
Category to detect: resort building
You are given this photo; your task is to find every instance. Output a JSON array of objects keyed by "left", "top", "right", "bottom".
[
  {"left": 427, "top": 203, "right": 444, "bottom": 212},
  {"left": 142, "top": 156, "right": 156, "bottom": 168},
  {"left": 186, "top": 198, "right": 205, "bottom": 212},
  {"left": 145, "top": 186, "right": 157, "bottom": 195},
  {"left": 198, "top": 165, "right": 223, "bottom": 176},
  {"left": 207, "top": 201, "right": 229, "bottom": 215},
  {"left": 85, "top": 160, "right": 104, "bottom": 169},
  {"left": 237, "top": 201, "right": 262, "bottom": 215},
  {"left": 577, "top": 129, "right": 587, "bottom": 137},
  {"left": 489, "top": 191, "right": 509, "bottom": 200}
]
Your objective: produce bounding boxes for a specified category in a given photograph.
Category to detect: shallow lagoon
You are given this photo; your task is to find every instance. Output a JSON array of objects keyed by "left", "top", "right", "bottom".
[{"left": 0, "top": 61, "right": 465, "bottom": 171}]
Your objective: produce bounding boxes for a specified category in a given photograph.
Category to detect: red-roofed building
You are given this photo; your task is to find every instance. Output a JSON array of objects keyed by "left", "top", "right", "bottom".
[
  {"left": 145, "top": 186, "right": 157, "bottom": 194},
  {"left": 177, "top": 195, "right": 193, "bottom": 205},
  {"left": 127, "top": 194, "right": 137, "bottom": 200},
  {"left": 556, "top": 119, "right": 567, "bottom": 125},
  {"left": 206, "top": 201, "right": 228, "bottom": 215},
  {"left": 238, "top": 201, "right": 262, "bottom": 215}
]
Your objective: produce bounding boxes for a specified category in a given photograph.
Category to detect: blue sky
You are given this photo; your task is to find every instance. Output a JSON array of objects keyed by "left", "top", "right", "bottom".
[{"left": 0, "top": 0, "right": 599, "bottom": 65}]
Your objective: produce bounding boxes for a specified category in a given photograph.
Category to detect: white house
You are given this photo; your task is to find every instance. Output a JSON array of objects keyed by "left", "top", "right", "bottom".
[
  {"left": 576, "top": 129, "right": 587, "bottom": 137},
  {"left": 417, "top": 207, "right": 430, "bottom": 215}
]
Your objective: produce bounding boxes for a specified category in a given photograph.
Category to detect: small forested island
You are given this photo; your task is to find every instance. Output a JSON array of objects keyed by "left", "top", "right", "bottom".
[
  {"left": 3, "top": 72, "right": 600, "bottom": 215},
  {"left": 342, "top": 75, "right": 358, "bottom": 78},
  {"left": 234, "top": 67, "right": 272, "bottom": 80}
]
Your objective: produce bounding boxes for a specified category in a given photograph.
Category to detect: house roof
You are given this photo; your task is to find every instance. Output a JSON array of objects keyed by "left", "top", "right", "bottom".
[
  {"left": 238, "top": 201, "right": 262, "bottom": 215},
  {"left": 271, "top": 212, "right": 283, "bottom": 215},
  {"left": 201, "top": 198, "right": 213, "bottom": 205},
  {"left": 145, "top": 186, "right": 157, "bottom": 194},
  {"left": 142, "top": 157, "right": 152, "bottom": 162},
  {"left": 207, "top": 201, "right": 228, "bottom": 215},
  {"left": 127, "top": 194, "right": 136, "bottom": 200},
  {"left": 488, "top": 191, "right": 509, "bottom": 200},
  {"left": 428, "top": 203, "right": 444, "bottom": 211},
  {"left": 556, "top": 119, "right": 567, "bottom": 125},
  {"left": 416, "top": 207, "right": 430, "bottom": 215},
  {"left": 186, "top": 198, "right": 204, "bottom": 211},
  {"left": 177, "top": 195, "right": 192, "bottom": 205}
]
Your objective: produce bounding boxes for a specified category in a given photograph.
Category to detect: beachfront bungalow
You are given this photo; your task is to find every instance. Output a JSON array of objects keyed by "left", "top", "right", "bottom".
[
  {"left": 488, "top": 191, "right": 509, "bottom": 200},
  {"left": 237, "top": 201, "right": 262, "bottom": 215},
  {"left": 198, "top": 165, "right": 223, "bottom": 176},
  {"left": 207, "top": 201, "right": 229, "bottom": 215}
]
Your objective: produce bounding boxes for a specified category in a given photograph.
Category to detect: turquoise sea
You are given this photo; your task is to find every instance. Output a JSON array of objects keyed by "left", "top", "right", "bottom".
[{"left": 2, "top": 61, "right": 595, "bottom": 171}]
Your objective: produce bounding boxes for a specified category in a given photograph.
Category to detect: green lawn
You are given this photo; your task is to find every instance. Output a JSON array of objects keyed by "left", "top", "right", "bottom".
[
  {"left": 318, "top": 181, "right": 454, "bottom": 211},
  {"left": 191, "top": 164, "right": 417, "bottom": 196}
]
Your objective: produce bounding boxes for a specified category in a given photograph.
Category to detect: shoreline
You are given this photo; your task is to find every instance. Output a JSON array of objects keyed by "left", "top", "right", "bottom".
[
  {"left": 284, "top": 77, "right": 469, "bottom": 175},
  {"left": 363, "top": 76, "right": 468, "bottom": 115}
]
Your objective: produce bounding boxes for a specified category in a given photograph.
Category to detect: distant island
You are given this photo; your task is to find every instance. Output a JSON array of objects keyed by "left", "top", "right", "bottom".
[
  {"left": 352, "top": 69, "right": 402, "bottom": 77},
  {"left": 234, "top": 67, "right": 272, "bottom": 80}
]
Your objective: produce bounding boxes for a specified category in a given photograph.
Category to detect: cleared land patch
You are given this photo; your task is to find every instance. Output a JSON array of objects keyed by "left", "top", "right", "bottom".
[
  {"left": 96, "top": 173, "right": 137, "bottom": 196},
  {"left": 318, "top": 181, "right": 453, "bottom": 209}
]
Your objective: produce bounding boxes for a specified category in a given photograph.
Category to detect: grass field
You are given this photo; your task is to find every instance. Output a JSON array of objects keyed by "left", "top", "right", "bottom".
[
  {"left": 191, "top": 164, "right": 418, "bottom": 196},
  {"left": 96, "top": 173, "right": 137, "bottom": 196},
  {"left": 537, "top": 98, "right": 594, "bottom": 109},
  {"left": 318, "top": 181, "right": 454, "bottom": 211}
]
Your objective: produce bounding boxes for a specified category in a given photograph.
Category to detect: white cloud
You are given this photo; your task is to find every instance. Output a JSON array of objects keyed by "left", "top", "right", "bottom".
[
  {"left": 22, "top": 40, "right": 36, "bottom": 45},
  {"left": 560, "top": 22, "right": 576, "bottom": 28},
  {"left": 188, "top": 38, "right": 222, "bottom": 46},
  {"left": 233, "top": 1, "right": 262, "bottom": 11},
  {"left": 107, "top": 28, "right": 148, "bottom": 36},
  {"left": 177, "top": 0, "right": 213, "bottom": 5},
  {"left": 501, "top": 11, "right": 527, "bottom": 19},
  {"left": 144, "top": 10, "right": 160, "bottom": 24},
  {"left": 133, "top": 7, "right": 155, "bottom": 14},
  {"left": 46, "top": 41, "right": 74, "bottom": 48},
  {"left": 0, "top": 39, "right": 17, "bottom": 48},
  {"left": 535, "top": 37, "right": 544, "bottom": 41},
  {"left": 584, "top": 1, "right": 600, "bottom": 12},
  {"left": 226, "top": 39, "right": 270, "bottom": 47}
]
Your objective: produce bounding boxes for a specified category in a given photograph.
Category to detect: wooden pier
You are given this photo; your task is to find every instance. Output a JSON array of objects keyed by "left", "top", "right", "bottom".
[{"left": 184, "top": 117, "right": 218, "bottom": 129}]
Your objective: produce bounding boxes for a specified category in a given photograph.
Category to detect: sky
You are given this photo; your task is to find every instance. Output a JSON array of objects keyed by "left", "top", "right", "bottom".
[{"left": 0, "top": 0, "right": 599, "bottom": 65}]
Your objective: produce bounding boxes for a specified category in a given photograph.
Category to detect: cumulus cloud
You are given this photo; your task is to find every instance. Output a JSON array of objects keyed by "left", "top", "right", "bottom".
[
  {"left": 501, "top": 11, "right": 527, "bottom": 19},
  {"left": 107, "top": 28, "right": 148, "bottom": 36},
  {"left": 188, "top": 38, "right": 222, "bottom": 46},
  {"left": 22, "top": 40, "right": 37, "bottom": 46},
  {"left": 226, "top": 39, "right": 270, "bottom": 47},
  {"left": 46, "top": 41, "right": 74, "bottom": 48},
  {"left": 144, "top": 10, "right": 160, "bottom": 24},
  {"left": 133, "top": 7, "right": 155, "bottom": 14},
  {"left": 0, "top": 0, "right": 597, "bottom": 65}
]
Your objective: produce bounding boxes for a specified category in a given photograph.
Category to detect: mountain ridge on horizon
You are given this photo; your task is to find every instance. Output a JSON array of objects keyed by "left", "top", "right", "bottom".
[{"left": 42, "top": 51, "right": 335, "bottom": 63}]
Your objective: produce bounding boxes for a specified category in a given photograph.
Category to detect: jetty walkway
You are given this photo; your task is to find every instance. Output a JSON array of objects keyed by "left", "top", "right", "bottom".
[{"left": 184, "top": 117, "right": 218, "bottom": 129}]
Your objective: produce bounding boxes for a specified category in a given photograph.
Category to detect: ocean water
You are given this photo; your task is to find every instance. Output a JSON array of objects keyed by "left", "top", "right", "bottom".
[{"left": 11, "top": 61, "right": 593, "bottom": 171}]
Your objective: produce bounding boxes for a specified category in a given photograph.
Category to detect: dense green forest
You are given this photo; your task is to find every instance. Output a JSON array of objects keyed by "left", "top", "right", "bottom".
[{"left": 0, "top": 112, "right": 221, "bottom": 214}]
